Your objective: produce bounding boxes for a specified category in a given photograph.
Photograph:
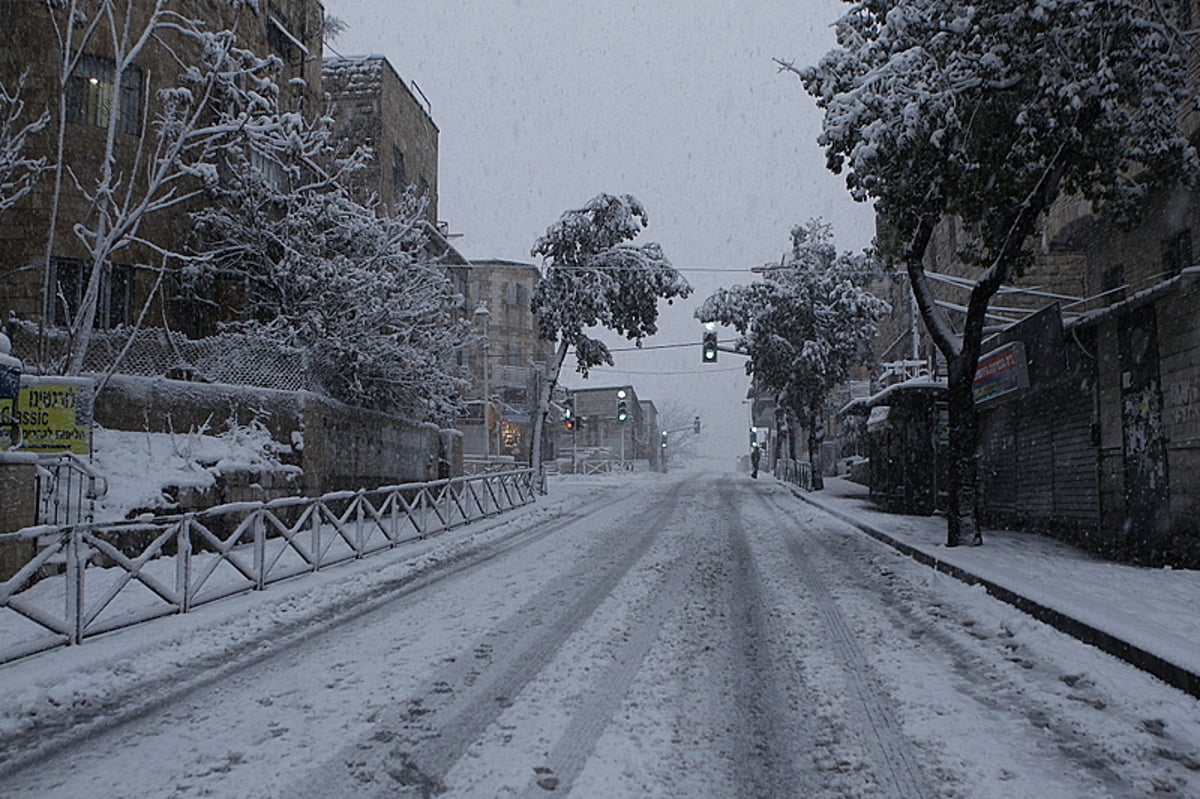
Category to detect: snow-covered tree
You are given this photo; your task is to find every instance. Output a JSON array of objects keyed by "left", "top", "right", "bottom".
[
  {"left": 187, "top": 123, "right": 468, "bottom": 424},
  {"left": 793, "top": 0, "right": 1198, "bottom": 543},
  {"left": 0, "top": 74, "right": 50, "bottom": 214},
  {"left": 697, "top": 220, "right": 888, "bottom": 489},
  {"left": 529, "top": 193, "right": 692, "bottom": 477},
  {"left": 37, "top": 1, "right": 314, "bottom": 374}
]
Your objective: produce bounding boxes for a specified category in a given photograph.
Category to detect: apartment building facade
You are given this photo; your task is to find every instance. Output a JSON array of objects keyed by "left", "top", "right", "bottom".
[
  {"left": 0, "top": 0, "right": 324, "bottom": 349},
  {"left": 460, "top": 259, "right": 556, "bottom": 462}
]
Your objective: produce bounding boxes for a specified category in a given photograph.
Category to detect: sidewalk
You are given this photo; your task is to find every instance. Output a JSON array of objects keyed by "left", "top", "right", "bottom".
[{"left": 790, "top": 477, "right": 1200, "bottom": 699}]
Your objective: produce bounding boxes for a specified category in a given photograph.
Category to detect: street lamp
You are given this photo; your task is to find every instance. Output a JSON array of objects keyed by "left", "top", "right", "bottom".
[{"left": 474, "top": 302, "right": 491, "bottom": 459}]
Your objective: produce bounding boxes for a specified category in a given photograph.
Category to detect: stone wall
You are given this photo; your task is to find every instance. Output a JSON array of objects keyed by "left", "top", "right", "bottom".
[
  {"left": 0, "top": 452, "right": 37, "bottom": 579},
  {"left": 96, "top": 375, "right": 455, "bottom": 500}
]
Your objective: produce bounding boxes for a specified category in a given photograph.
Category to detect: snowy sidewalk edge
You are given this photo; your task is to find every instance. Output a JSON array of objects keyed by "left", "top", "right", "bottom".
[{"left": 787, "top": 486, "right": 1200, "bottom": 701}]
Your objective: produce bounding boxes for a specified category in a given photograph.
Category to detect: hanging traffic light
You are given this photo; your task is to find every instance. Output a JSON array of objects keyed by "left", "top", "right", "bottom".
[
  {"left": 616, "top": 388, "right": 629, "bottom": 422},
  {"left": 702, "top": 328, "right": 718, "bottom": 363}
]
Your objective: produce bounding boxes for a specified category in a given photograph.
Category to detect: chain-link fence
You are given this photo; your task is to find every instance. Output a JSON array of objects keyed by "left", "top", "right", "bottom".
[{"left": 10, "top": 322, "right": 316, "bottom": 393}]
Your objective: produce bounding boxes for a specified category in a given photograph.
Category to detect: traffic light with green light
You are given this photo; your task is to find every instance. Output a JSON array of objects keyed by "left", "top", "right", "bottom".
[{"left": 702, "top": 330, "right": 718, "bottom": 363}]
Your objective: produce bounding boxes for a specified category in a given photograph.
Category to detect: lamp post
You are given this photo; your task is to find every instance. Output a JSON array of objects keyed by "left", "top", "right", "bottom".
[{"left": 474, "top": 303, "right": 491, "bottom": 459}]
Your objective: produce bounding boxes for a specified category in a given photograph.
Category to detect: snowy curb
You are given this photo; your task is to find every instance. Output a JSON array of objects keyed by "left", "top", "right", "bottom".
[{"left": 787, "top": 486, "right": 1200, "bottom": 700}]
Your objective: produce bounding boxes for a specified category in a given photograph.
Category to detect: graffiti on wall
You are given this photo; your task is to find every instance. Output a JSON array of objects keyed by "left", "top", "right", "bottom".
[{"left": 1167, "top": 379, "right": 1200, "bottom": 426}]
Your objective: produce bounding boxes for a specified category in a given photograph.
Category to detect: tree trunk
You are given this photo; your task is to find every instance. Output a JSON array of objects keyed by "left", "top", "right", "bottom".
[
  {"left": 529, "top": 340, "right": 569, "bottom": 488},
  {"left": 944, "top": 354, "right": 982, "bottom": 546},
  {"left": 808, "top": 405, "right": 824, "bottom": 491}
]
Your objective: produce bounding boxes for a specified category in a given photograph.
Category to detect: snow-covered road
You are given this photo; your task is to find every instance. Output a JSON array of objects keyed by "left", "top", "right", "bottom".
[{"left": 1, "top": 467, "right": 1197, "bottom": 798}]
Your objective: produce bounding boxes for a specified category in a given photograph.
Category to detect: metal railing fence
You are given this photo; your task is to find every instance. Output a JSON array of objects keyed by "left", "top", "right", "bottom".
[
  {"left": 774, "top": 457, "right": 814, "bottom": 491},
  {"left": 37, "top": 452, "right": 108, "bottom": 527},
  {"left": 0, "top": 470, "right": 536, "bottom": 665}
]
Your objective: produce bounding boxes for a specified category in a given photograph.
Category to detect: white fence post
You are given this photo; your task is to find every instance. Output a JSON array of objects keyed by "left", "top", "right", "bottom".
[
  {"left": 64, "top": 529, "right": 83, "bottom": 645},
  {"left": 355, "top": 492, "right": 365, "bottom": 556},
  {"left": 253, "top": 511, "right": 267, "bottom": 590},
  {"left": 177, "top": 519, "right": 192, "bottom": 613}
]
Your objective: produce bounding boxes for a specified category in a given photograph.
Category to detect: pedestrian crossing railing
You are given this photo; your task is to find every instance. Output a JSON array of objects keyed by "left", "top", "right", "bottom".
[{"left": 0, "top": 469, "right": 536, "bottom": 665}]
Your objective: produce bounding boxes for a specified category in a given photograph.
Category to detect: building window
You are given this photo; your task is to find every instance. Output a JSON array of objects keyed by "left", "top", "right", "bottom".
[
  {"left": 266, "top": 4, "right": 308, "bottom": 64},
  {"left": 1162, "top": 228, "right": 1192, "bottom": 276},
  {"left": 391, "top": 147, "right": 407, "bottom": 189},
  {"left": 1102, "top": 264, "right": 1126, "bottom": 306},
  {"left": 249, "top": 149, "right": 289, "bottom": 193},
  {"left": 50, "top": 258, "right": 133, "bottom": 329},
  {"left": 67, "top": 54, "right": 142, "bottom": 135},
  {"left": 505, "top": 341, "right": 522, "bottom": 366}
]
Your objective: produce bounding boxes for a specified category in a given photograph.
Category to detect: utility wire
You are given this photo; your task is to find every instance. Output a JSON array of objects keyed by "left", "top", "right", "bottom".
[
  {"left": 583, "top": 365, "right": 746, "bottom": 376},
  {"left": 604, "top": 338, "right": 738, "bottom": 353}
]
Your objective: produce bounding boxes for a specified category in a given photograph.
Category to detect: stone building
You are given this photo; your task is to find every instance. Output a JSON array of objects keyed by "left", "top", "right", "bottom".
[
  {"left": 864, "top": 127, "right": 1200, "bottom": 569},
  {"left": 0, "top": 0, "right": 324, "bottom": 344},
  {"left": 558, "top": 385, "right": 658, "bottom": 469},
  {"left": 460, "top": 259, "right": 556, "bottom": 463},
  {"left": 322, "top": 54, "right": 439, "bottom": 227}
]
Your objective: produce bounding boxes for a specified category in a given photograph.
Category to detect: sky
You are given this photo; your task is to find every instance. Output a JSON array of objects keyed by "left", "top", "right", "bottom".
[{"left": 321, "top": 0, "right": 878, "bottom": 458}]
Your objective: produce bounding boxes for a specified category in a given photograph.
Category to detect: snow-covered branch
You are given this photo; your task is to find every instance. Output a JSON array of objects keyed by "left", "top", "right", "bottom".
[{"left": 0, "top": 74, "right": 51, "bottom": 214}]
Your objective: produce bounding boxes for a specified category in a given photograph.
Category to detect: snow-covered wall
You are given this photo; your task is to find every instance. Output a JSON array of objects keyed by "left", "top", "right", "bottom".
[{"left": 96, "top": 375, "right": 449, "bottom": 497}]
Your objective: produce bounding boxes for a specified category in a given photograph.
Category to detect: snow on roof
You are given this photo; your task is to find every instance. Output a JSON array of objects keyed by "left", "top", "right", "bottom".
[
  {"left": 322, "top": 55, "right": 386, "bottom": 97},
  {"left": 841, "top": 377, "right": 947, "bottom": 415}
]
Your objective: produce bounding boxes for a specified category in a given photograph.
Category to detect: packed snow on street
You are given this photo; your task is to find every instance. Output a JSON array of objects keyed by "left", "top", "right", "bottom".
[{"left": 1, "top": 465, "right": 1198, "bottom": 798}]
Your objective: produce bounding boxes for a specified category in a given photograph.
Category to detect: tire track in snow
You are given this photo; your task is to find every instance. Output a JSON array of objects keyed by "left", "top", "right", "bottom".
[
  {"left": 512, "top": 521, "right": 694, "bottom": 798},
  {"left": 760, "top": 490, "right": 933, "bottom": 799},
  {"left": 768, "top": 495, "right": 1164, "bottom": 798},
  {"left": 288, "top": 477, "right": 689, "bottom": 798},
  {"left": 721, "top": 481, "right": 823, "bottom": 798}
]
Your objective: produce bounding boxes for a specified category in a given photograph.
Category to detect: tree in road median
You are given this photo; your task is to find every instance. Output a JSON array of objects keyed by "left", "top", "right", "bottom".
[
  {"left": 528, "top": 193, "right": 692, "bottom": 477},
  {"left": 696, "top": 220, "right": 888, "bottom": 490},
  {"left": 791, "top": 0, "right": 1198, "bottom": 544}
]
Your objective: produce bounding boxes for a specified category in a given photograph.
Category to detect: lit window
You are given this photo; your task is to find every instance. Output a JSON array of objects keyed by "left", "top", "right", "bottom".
[{"left": 67, "top": 54, "right": 142, "bottom": 135}]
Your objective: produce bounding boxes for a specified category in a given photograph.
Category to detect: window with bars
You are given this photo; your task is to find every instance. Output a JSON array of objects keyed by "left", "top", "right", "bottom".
[
  {"left": 49, "top": 258, "right": 133, "bottom": 330},
  {"left": 66, "top": 54, "right": 142, "bottom": 135},
  {"left": 1162, "top": 228, "right": 1192, "bottom": 276}
]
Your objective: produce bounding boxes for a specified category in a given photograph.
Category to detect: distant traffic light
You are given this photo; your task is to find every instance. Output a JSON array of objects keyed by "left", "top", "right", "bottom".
[
  {"left": 563, "top": 396, "right": 574, "bottom": 431},
  {"left": 750, "top": 427, "right": 759, "bottom": 449},
  {"left": 693, "top": 416, "right": 701, "bottom": 434},
  {"left": 616, "top": 388, "right": 629, "bottom": 423},
  {"left": 661, "top": 430, "right": 668, "bottom": 449},
  {"left": 702, "top": 329, "right": 718, "bottom": 363}
]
